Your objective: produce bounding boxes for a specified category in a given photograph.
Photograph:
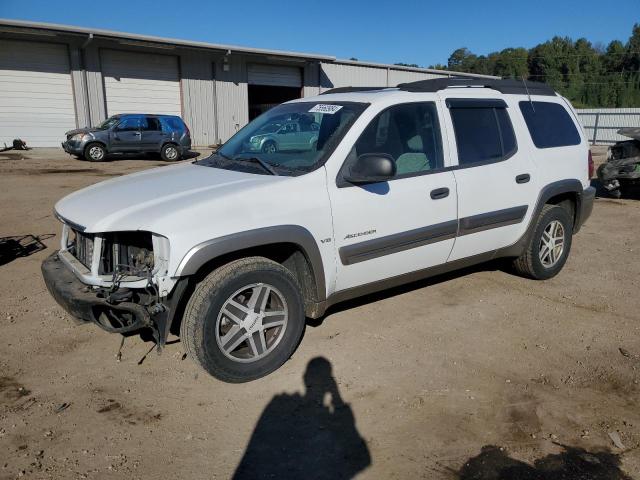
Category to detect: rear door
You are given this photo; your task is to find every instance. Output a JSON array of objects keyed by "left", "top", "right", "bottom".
[
  {"left": 140, "top": 116, "right": 165, "bottom": 151},
  {"left": 329, "top": 101, "right": 458, "bottom": 292},
  {"left": 440, "top": 96, "right": 539, "bottom": 261}
]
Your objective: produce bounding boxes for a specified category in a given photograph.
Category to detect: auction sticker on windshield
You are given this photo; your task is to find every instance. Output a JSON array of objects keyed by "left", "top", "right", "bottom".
[{"left": 309, "top": 104, "right": 343, "bottom": 114}]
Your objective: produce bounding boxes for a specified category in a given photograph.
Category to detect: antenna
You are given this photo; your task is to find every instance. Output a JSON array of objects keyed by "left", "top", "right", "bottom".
[{"left": 522, "top": 76, "right": 535, "bottom": 113}]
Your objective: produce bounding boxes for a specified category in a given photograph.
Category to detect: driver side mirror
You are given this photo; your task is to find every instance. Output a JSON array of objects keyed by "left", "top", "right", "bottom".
[{"left": 343, "top": 153, "right": 396, "bottom": 184}]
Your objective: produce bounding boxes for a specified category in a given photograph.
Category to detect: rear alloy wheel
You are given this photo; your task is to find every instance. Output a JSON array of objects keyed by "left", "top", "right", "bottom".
[
  {"left": 512, "top": 204, "right": 573, "bottom": 280},
  {"left": 84, "top": 143, "right": 106, "bottom": 162},
  {"left": 180, "top": 257, "right": 305, "bottom": 382},
  {"left": 161, "top": 143, "right": 180, "bottom": 161}
]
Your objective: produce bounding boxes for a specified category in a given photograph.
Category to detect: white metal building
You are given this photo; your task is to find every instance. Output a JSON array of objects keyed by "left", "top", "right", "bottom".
[{"left": 0, "top": 19, "right": 496, "bottom": 147}]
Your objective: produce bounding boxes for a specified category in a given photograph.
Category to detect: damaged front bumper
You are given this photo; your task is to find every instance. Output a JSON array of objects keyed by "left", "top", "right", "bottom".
[{"left": 41, "top": 252, "right": 185, "bottom": 348}]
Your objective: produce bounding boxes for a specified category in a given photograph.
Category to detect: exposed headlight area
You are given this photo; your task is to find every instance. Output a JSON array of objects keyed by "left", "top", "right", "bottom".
[
  {"left": 61, "top": 224, "right": 169, "bottom": 286},
  {"left": 100, "top": 231, "right": 155, "bottom": 276}
]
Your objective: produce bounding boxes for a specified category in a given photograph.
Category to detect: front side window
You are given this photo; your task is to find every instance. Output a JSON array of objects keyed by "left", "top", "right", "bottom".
[
  {"left": 197, "top": 101, "right": 368, "bottom": 176},
  {"left": 519, "top": 101, "right": 581, "bottom": 149},
  {"left": 350, "top": 102, "right": 444, "bottom": 176},
  {"left": 449, "top": 104, "right": 517, "bottom": 166},
  {"left": 116, "top": 117, "right": 143, "bottom": 132}
]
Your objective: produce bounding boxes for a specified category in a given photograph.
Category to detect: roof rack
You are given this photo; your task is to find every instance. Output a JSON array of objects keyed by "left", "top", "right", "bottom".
[
  {"left": 320, "top": 86, "right": 388, "bottom": 95},
  {"left": 320, "top": 78, "right": 556, "bottom": 97}
]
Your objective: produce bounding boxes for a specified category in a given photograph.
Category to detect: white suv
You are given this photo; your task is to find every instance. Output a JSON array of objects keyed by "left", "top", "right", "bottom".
[{"left": 42, "top": 78, "right": 595, "bottom": 382}]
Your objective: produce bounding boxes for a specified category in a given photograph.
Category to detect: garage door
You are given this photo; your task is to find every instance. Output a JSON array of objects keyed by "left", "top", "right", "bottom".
[
  {"left": 0, "top": 40, "right": 76, "bottom": 147},
  {"left": 102, "top": 50, "right": 182, "bottom": 117},
  {"left": 248, "top": 64, "right": 302, "bottom": 87}
]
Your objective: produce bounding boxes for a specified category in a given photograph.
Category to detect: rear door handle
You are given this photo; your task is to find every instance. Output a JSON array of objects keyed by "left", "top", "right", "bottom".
[
  {"left": 430, "top": 187, "right": 449, "bottom": 200},
  {"left": 516, "top": 174, "right": 530, "bottom": 184}
]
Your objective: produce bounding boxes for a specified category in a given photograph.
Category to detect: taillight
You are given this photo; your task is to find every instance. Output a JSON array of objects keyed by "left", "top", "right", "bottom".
[
  {"left": 184, "top": 123, "right": 191, "bottom": 138},
  {"left": 588, "top": 150, "right": 594, "bottom": 179}
]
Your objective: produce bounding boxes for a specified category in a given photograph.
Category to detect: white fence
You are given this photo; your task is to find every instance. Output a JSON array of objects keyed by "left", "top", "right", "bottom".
[{"left": 575, "top": 108, "right": 640, "bottom": 145}]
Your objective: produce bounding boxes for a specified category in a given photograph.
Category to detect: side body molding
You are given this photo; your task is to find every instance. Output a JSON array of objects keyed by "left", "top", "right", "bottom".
[{"left": 174, "top": 225, "right": 327, "bottom": 301}]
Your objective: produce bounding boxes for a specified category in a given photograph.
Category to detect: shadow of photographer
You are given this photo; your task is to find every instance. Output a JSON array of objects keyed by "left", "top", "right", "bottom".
[{"left": 233, "top": 357, "right": 371, "bottom": 479}]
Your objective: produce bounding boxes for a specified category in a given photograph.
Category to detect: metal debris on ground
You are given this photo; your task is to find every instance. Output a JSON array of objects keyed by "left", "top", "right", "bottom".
[
  {"left": 0, "top": 139, "right": 30, "bottom": 153},
  {"left": 619, "top": 347, "right": 640, "bottom": 360},
  {"left": 53, "top": 403, "right": 70, "bottom": 414},
  {"left": 608, "top": 431, "right": 626, "bottom": 450}
]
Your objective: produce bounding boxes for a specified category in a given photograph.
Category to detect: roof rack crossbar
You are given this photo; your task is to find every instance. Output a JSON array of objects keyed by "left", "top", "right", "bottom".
[
  {"left": 319, "top": 78, "right": 556, "bottom": 97},
  {"left": 398, "top": 78, "right": 555, "bottom": 96},
  {"left": 320, "top": 86, "right": 388, "bottom": 95}
]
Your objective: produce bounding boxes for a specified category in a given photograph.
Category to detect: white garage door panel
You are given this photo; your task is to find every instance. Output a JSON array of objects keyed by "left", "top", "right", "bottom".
[
  {"left": 0, "top": 40, "right": 76, "bottom": 147},
  {"left": 102, "top": 50, "right": 182, "bottom": 116},
  {"left": 248, "top": 64, "right": 302, "bottom": 87}
]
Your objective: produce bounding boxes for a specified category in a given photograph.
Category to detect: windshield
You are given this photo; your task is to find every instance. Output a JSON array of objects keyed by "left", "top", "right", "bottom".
[
  {"left": 196, "top": 101, "right": 368, "bottom": 176},
  {"left": 96, "top": 116, "right": 120, "bottom": 129}
]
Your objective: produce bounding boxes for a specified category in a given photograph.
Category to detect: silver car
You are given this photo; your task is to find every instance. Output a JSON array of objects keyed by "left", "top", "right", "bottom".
[{"left": 247, "top": 118, "right": 319, "bottom": 154}]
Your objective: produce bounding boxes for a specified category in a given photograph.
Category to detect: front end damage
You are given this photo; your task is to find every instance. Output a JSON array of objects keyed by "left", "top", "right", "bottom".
[
  {"left": 597, "top": 128, "right": 640, "bottom": 198},
  {"left": 41, "top": 219, "right": 185, "bottom": 351}
]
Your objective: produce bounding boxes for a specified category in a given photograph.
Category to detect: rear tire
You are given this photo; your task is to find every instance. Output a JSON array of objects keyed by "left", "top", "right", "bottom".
[
  {"left": 84, "top": 143, "right": 106, "bottom": 162},
  {"left": 180, "top": 257, "right": 305, "bottom": 383},
  {"left": 161, "top": 143, "right": 180, "bottom": 161},
  {"left": 512, "top": 204, "right": 573, "bottom": 280}
]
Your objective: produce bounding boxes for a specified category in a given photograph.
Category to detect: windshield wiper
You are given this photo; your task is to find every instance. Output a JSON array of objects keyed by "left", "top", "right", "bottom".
[{"left": 233, "top": 156, "right": 279, "bottom": 176}]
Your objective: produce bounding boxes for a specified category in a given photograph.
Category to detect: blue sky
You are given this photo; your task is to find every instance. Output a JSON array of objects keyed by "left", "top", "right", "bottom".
[{"left": 2, "top": 0, "right": 638, "bottom": 66}]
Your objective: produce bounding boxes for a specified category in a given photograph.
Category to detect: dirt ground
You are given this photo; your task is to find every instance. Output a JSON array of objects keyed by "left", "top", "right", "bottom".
[{"left": 1, "top": 146, "right": 639, "bottom": 480}]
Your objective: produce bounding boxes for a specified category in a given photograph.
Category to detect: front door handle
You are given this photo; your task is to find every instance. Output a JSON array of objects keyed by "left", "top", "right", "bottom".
[
  {"left": 516, "top": 174, "right": 530, "bottom": 184},
  {"left": 430, "top": 187, "right": 450, "bottom": 200}
]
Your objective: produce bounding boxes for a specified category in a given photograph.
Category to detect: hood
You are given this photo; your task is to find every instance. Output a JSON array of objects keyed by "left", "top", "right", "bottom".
[
  {"left": 55, "top": 163, "right": 285, "bottom": 233},
  {"left": 65, "top": 127, "right": 102, "bottom": 136}
]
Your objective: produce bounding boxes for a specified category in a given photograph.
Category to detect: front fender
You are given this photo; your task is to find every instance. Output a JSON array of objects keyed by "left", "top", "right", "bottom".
[{"left": 174, "top": 225, "right": 326, "bottom": 301}]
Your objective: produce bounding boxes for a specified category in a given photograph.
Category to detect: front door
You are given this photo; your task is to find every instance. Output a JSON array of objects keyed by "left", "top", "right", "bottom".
[
  {"left": 110, "top": 115, "right": 143, "bottom": 152},
  {"left": 440, "top": 96, "right": 539, "bottom": 261},
  {"left": 329, "top": 101, "right": 458, "bottom": 292}
]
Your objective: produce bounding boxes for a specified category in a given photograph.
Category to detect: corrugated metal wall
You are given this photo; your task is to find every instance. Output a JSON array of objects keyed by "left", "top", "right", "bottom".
[
  {"left": 214, "top": 55, "right": 248, "bottom": 144},
  {"left": 318, "top": 62, "right": 449, "bottom": 92},
  {"left": 576, "top": 108, "right": 640, "bottom": 144},
  {"left": 180, "top": 50, "right": 216, "bottom": 146}
]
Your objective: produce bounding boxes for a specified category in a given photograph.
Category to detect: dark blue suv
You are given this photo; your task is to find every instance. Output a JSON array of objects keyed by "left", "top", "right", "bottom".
[{"left": 62, "top": 114, "right": 192, "bottom": 162}]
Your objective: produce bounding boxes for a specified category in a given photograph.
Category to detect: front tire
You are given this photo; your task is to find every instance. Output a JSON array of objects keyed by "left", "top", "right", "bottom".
[
  {"left": 161, "top": 143, "right": 180, "bottom": 161},
  {"left": 261, "top": 141, "right": 277, "bottom": 154},
  {"left": 512, "top": 204, "right": 573, "bottom": 280},
  {"left": 180, "top": 257, "right": 305, "bottom": 383},
  {"left": 84, "top": 143, "right": 106, "bottom": 162}
]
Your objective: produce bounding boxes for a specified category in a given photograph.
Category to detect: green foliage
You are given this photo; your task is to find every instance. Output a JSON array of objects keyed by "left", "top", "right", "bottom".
[{"left": 438, "top": 24, "right": 640, "bottom": 107}]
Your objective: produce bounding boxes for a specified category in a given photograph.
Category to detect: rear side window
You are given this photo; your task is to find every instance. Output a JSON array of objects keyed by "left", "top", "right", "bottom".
[
  {"left": 144, "top": 117, "right": 162, "bottom": 131},
  {"left": 519, "top": 101, "right": 581, "bottom": 148},
  {"left": 162, "top": 117, "right": 184, "bottom": 132},
  {"left": 449, "top": 102, "right": 517, "bottom": 166}
]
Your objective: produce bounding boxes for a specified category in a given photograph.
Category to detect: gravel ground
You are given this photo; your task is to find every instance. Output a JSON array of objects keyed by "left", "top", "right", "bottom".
[{"left": 1, "top": 146, "right": 639, "bottom": 480}]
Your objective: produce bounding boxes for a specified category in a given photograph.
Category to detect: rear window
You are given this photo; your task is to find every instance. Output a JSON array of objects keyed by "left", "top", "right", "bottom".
[{"left": 519, "top": 101, "right": 581, "bottom": 149}]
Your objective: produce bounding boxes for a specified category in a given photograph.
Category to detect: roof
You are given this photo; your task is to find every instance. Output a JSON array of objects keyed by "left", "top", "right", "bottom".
[
  {"left": 0, "top": 19, "right": 498, "bottom": 79},
  {"left": 0, "top": 18, "right": 335, "bottom": 61}
]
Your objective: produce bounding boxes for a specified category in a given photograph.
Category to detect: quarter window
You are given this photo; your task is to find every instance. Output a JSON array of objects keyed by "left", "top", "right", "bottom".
[
  {"left": 449, "top": 105, "right": 517, "bottom": 166},
  {"left": 352, "top": 102, "right": 444, "bottom": 176},
  {"left": 519, "top": 101, "right": 581, "bottom": 149}
]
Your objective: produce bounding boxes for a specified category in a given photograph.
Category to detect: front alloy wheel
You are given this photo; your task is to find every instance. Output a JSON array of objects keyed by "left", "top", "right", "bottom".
[
  {"left": 85, "top": 143, "right": 106, "bottom": 162},
  {"left": 180, "top": 257, "right": 305, "bottom": 382},
  {"left": 216, "top": 283, "right": 288, "bottom": 363}
]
